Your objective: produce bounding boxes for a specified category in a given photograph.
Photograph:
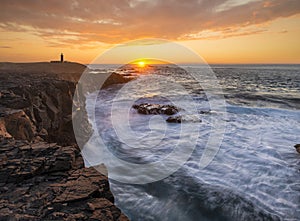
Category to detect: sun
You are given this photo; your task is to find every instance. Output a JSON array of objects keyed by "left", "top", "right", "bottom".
[{"left": 137, "top": 61, "right": 146, "bottom": 68}]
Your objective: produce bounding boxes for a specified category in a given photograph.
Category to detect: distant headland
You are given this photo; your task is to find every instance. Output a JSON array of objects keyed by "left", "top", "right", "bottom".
[
  {"left": 0, "top": 57, "right": 87, "bottom": 82},
  {"left": 0, "top": 61, "right": 87, "bottom": 75}
]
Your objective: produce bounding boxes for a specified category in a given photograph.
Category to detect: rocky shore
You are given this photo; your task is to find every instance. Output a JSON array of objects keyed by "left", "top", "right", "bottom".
[{"left": 0, "top": 62, "right": 130, "bottom": 220}]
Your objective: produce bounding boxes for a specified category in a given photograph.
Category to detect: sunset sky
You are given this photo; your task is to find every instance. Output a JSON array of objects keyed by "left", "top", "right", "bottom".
[{"left": 0, "top": 0, "right": 300, "bottom": 64}]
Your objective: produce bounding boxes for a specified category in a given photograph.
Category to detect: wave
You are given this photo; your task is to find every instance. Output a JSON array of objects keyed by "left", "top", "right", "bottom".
[
  {"left": 111, "top": 173, "right": 281, "bottom": 221},
  {"left": 84, "top": 65, "right": 300, "bottom": 221}
]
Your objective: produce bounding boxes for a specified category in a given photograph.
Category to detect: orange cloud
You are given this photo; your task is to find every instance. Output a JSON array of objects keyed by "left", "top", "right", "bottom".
[{"left": 0, "top": 0, "right": 299, "bottom": 46}]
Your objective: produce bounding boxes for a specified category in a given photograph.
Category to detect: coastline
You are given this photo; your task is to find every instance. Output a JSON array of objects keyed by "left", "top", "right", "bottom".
[{"left": 0, "top": 62, "right": 130, "bottom": 220}]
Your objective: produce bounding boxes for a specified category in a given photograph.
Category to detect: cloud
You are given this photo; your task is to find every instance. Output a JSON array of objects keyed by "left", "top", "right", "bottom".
[
  {"left": 0, "top": 46, "right": 11, "bottom": 48},
  {"left": 180, "top": 25, "right": 268, "bottom": 40},
  {"left": 0, "top": 0, "right": 299, "bottom": 46},
  {"left": 215, "top": 0, "right": 260, "bottom": 12}
]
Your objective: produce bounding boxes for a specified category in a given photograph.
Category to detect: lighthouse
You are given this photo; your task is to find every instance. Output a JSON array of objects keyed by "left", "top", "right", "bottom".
[{"left": 60, "top": 53, "right": 64, "bottom": 63}]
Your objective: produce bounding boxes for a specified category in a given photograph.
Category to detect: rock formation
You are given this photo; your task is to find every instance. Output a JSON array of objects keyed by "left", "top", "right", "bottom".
[
  {"left": 0, "top": 62, "right": 130, "bottom": 220},
  {"left": 132, "top": 103, "right": 179, "bottom": 115},
  {"left": 0, "top": 138, "right": 128, "bottom": 220},
  {"left": 132, "top": 103, "right": 202, "bottom": 123}
]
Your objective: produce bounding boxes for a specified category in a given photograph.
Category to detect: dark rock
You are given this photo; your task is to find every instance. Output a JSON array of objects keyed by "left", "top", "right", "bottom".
[
  {"left": 0, "top": 78, "right": 77, "bottom": 145},
  {"left": 200, "top": 110, "right": 211, "bottom": 114},
  {"left": 294, "top": 144, "right": 300, "bottom": 153},
  {"left": 133, "top": 103, "right": 179, "bottom": 115},
  {"left": 0, "top": 140, "right": 77, "bottom": 183},
  {"left": 38, "top": 128, "right": 48, "bottom": 140},
  {"left": 166, "top": 115, "right": 202, "bottom": 123},
  {"left": 166, "top": 116, "right": 183, "bottom": 123},
  {"left": 0, "top": 65, "right": 133, "bottom": 145},
  {"left": 133, "top": 103, "right": 202, "bottom": 124},
  {"left": 0, "top": 138, "right": 129, "bottom": 220},
  {"left": 88, "top": 198, "right": 129, "bottom": 221},
  {"left": 0, "top": 63, "right": 130, "bottom": 221},
  {"left": 102, "top": 72, "right": 132, "bottom": 89}
]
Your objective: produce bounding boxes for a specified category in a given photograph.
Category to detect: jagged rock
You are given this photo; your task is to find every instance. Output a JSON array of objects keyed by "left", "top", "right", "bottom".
[
  {"left": 2, "top": 110, "right": 35, "bottom": 141},
  {"left": 0, "top": 78, "right": 77, "bottom": 145},
  {"left": 0, "top": 66, "right": 133, "bottom": 145},
  {"left": 88, "top": 198, "right": 129, "bottom": 221},
  {"left": 0, "top": 140, "right": 78, "bottom": 183},
  {"left": 0, "top": 62, "right": 130, "bottom": 221},
  {"left": 53, "top": 176, "right": 100, "bottom": 203},
  {"left": 133, "top": 103, "right": 179, "bottom": 115},
  {"left": 0, "top": 138, "right": 129, "bottom": 220}
]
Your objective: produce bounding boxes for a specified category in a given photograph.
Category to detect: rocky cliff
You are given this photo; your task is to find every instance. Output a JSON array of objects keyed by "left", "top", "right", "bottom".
[{"left": 0, "top": 62, "right": 130, "bottom": 220}]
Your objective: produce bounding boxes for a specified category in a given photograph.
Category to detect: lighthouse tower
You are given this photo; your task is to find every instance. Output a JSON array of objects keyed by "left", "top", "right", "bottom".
[{"left": 60, "top": 53, "right": 64, "bottom": 63}]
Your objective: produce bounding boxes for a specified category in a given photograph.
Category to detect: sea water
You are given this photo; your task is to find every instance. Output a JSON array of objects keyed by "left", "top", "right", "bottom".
[{"left": 85, "top": 64, "right": 300, "bottom": 221}]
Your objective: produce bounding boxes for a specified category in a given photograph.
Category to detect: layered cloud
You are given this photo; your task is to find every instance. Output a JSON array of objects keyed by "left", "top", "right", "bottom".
[{"left": 1, "top": 0, "right": 299, "bottom": 46}]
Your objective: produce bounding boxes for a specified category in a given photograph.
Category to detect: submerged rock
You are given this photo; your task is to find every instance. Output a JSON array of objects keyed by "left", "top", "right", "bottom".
[
  {"left": 200, "top": 110, "right": 211, "bottom": 114},
  {"left": 166, "top": 115, "right": 202, "bottom": 123},
  {"left": 166, "top": 115, "right": 183, "bottom": 123},
  {"left": 133, "top": 103, "right": 179, "bottom": 115}
]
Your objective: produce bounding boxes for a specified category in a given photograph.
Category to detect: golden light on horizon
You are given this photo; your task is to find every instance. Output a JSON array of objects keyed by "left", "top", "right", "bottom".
[
  {"left": 138, "top": 61, "right": 146, "bottom": 68},
  {"left": 131, "top": 59, "right": 171, "bottom": 66}
]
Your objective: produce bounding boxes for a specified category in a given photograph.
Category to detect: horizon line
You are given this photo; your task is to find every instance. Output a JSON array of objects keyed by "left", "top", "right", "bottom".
[{"left": 1, "top": 61, "right": 299, "bottom": 66}]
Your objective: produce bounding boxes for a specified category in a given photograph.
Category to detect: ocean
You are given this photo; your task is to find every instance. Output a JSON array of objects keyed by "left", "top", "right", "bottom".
[{"left": 83, "top": 64, "right": 300, "bottom": 221}]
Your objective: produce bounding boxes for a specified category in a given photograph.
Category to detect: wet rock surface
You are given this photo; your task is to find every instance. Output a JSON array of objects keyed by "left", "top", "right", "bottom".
[
  {"left": 132, "top": 103, "right": 179, "bottom": 115},
  {"left": 133, "top": 103, "right": 204, "bottom": 123},
  {"left": 294, "top": 144, "right": 300, "bottom": 153},
  {"left": 0, "top": 63, "right": 129, "bottom": 220},
  {"left": 166, "top": 115, "right": 202, "bottom": 123}
]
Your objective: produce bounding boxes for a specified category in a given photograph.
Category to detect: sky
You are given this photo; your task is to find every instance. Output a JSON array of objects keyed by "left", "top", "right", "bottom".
[{"left": 0, "top": 0, "right": 300, "bottom": 64}]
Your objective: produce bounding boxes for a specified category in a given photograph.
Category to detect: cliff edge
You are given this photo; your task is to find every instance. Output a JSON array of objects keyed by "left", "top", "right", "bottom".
[{"left": 0, "top": 62, "right": 130, "bottom": 221}]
